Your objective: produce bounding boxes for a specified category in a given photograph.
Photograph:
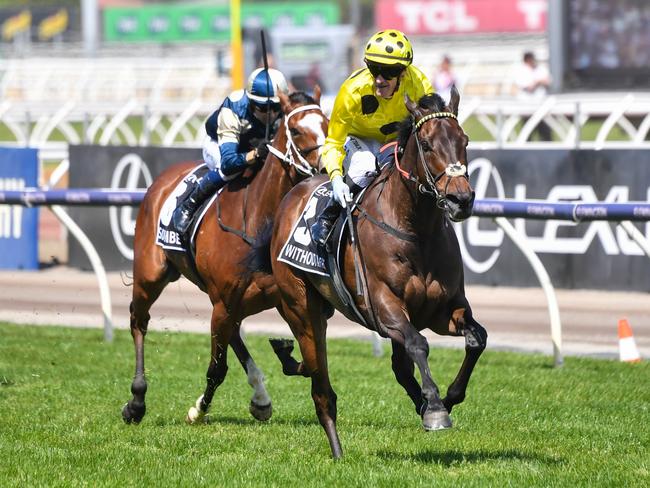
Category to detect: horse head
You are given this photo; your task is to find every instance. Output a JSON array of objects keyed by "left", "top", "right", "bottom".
[
  {"left": 269, "top": 87, "right": 328, "bottom": 179},
  {"left": 401, "top": 86, "right": 474, "bottom": 222}
]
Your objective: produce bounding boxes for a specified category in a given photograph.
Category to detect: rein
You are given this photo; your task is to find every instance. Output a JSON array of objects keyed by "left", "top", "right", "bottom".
[{"left": 216, "top": 184, "right": 255, "bottom": 245}]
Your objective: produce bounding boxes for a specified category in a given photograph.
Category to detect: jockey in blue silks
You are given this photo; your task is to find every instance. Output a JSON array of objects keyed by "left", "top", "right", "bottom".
[{"left": 172, "top": 68, "right": 289, "bottom": 233}]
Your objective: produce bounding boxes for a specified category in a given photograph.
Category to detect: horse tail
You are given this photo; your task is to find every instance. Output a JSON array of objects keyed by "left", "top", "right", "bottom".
[{"left": 241, "top": 219, "right": 274, "bottom": 277}]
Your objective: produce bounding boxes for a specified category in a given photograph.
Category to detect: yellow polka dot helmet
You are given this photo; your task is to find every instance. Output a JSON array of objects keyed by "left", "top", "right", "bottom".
[{"left": 364, "top": 29, "right": 413, "bottom": 67}]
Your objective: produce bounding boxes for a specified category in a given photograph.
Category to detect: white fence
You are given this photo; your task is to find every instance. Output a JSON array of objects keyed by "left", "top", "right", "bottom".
[{"left": 1, "top": 51, "right": 650, "bottom": 163}]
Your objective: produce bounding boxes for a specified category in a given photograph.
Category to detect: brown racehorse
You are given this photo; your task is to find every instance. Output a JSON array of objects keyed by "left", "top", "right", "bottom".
[
  {"left": 259, "top": 88, "right": 487, "bottom": 458},
  {"left": 122, "top": 89, "right": 328, "bottom": 425}
]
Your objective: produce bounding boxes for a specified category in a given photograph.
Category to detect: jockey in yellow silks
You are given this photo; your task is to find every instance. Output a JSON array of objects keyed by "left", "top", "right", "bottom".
[{"left": 311, "top": 29, "right": 433, "bottom": 247}]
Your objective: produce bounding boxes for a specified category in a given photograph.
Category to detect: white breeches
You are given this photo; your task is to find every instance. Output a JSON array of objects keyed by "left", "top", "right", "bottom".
[
  {"left": 202, "top": 135, "right": 237, "bottom": 181},
  {"left": 342, "top": 136, "right": 383, "bottom": 188}
]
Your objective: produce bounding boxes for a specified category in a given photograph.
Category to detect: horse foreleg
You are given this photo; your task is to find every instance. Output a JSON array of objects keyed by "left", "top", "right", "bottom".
[
  {"left": 382, "top": 302, "right": 450, "bottom": 431},
  {"left": 278, "top": 285, "right": 342, "bottom": 459},
  {"left": 230, "top": 329, "right": 273, "bottom": 421},
  {"left": 187, "top": 302, "right": 233, "bottom": 424},
  {"left": 390, "top": 340, "right": 424, "bottom": 415},
  {"left": 442, "top": 313, "right": 487, "bottom": 413}
]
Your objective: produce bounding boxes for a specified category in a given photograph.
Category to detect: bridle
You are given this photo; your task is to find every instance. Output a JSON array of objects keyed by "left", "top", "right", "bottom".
[
  {"left": 394, "top": 111, "right": 468, "bottom": 209},
  {"left": 267, "top": 104, "right": 324, "bottom": 177}
]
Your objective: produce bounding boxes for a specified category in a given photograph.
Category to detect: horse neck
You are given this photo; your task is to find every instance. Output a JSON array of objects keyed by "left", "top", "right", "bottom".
[
  {"left": 381, "top": 144, "right": 446, "bottom": 237},
  {"left": 247, "top": 131, "right": 294, "bottom": 220}
]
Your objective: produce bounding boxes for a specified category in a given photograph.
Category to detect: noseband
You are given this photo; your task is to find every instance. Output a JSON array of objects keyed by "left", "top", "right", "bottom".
[
  {"left": 395, "top": 111, "right": 468, "bottom": 209},
  {"left": 267, "top": 104, "right": 324, "bottom": 177}
]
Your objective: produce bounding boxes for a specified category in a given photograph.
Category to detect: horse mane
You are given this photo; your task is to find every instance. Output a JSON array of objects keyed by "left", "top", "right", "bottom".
[
  {"left": 397, "top": 93, "right": 447, "bottom": 149},
  {"left": 288, "top": 91, "right": 318, "bottom": 106}
]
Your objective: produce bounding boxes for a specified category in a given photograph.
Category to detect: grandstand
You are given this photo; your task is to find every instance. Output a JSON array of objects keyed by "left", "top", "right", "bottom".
[{"left": 1, "top": 34, "right": 648, "bottom": 163}]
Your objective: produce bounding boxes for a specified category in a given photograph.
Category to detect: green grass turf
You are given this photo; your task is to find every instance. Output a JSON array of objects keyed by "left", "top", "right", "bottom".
[{"left": 1, "top": 322, "right": 648, "bottom": 486}]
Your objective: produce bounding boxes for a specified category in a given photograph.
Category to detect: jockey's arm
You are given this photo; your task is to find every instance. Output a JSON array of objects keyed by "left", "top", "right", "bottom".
[
  {"left": 216, "top": 107, "right": 257, "bottom": 176},
  {"left": 322, "top": 90, "right": 356, "bottom": 181}
]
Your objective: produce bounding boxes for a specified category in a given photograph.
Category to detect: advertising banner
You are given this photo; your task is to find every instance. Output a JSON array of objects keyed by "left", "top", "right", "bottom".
[
  {"left": 104, "top": 2, "right": 339, "bottom": 43},
  {"left": 68, "top": 145, "right": 201, "bottom": 271},
  {"left": 0, "top": 6, "right": 78, "bottom": 42},
  {"left": 0, "top": 147, "right": 39, "bottom": 270},
  {"left": 67, "top": 145, "right": 650, "bottom": 291},
  {"left": 376, "top": 0, "right": 547, "bottom": 35},
  {"left": 461, "top": 149, "right": 650, "bottom": 291}
]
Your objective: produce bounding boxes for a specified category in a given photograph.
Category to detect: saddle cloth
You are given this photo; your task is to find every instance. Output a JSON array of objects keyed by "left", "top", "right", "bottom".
[
  {"left": 155, "top": 164, "right": 219, "bottom": 253},
  {"left": 277, "top": 181, "right": 332, "bottom": 276}
]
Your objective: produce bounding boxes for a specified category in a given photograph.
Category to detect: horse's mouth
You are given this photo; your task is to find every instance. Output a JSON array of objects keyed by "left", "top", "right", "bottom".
[{"left": 445, "top": 192, "right": 475, "bottom": 222}]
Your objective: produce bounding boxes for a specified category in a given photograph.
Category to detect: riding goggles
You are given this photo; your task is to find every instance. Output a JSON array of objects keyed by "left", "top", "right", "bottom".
[
  {"left": 366, "top": 62, "right": 405, "bottom": 81},
  {"left": 253, "top": 102, "right": 281, "bottom": 114}
]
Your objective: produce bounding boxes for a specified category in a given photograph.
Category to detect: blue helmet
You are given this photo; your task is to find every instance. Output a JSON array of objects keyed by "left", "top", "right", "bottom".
[{"left": 246, "top": 68, "right": 288, "bottom": 105}]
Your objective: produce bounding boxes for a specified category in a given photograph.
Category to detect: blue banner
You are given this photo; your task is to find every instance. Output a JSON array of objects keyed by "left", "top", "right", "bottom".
[{"left": 0, "top": 147, "right": 39, "bottom": 270}]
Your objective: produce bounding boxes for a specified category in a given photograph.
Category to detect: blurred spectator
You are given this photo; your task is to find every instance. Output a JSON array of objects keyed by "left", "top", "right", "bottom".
[
  {"left": 514, "top": 51, "right": 552, "bottom": 141},
  {"left": 432, "top": 55, "right": 456, "bottom": 103},
  {"left": 515, "top": 51, "right": 550, "bottom": 100}
]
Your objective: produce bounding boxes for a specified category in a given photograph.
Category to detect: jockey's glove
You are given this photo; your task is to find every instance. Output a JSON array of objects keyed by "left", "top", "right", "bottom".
[
  {"left": 254, "top": 139, "right": 271, "bottom": 164},
  {"left": 331, "top": 175, "right": 352, "bottom": 207}
]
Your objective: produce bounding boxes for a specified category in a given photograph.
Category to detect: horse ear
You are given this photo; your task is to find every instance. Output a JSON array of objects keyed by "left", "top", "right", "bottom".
[
  {"left": 448, "top": 85, "right": 460, "bottom": 116},
  {"left": 278, "top": 90, "right": 290, "bottom": 114},
  {"left": 313, "top": 85, "right": 322, "bottom": 105},
  {"left": 405, "top": 94, "right": 421, "bottom": 117}
]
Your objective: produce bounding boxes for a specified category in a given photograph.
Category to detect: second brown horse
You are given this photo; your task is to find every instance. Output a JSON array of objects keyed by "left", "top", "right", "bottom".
[{"left": 122, "top": 89, "right": 328, "bottom": 425}]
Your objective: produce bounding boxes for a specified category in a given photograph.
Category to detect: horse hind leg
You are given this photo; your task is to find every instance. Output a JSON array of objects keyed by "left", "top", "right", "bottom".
[
  {"left": 442, "top": 312, "right": 488, "bottom": 413},
  {"left": 269, "top": 338, "right": 309, "bottom": 377},
  {"left": 268, "top": 306, "right": 310, "bottom": 377},
  {"left": 230, "top": 329, "right": 273, "bottom": 421},
  {"left": 122, "top": 264, "right": 178, "bottom": 424}
]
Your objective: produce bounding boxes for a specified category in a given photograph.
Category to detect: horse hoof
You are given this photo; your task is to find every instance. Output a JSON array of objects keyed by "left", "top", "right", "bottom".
[
  {"left": 186, "top": 406, "right": 209, "bottom": 424},
  {"left": 122, "top": 402, "right": 145, "bottom": 424},
  {"left": 186, "top": 395, "right": 209, "bottom": 424},
  {"left": 422, "top": 409, "right": 452, "bottom": 431},
  {"left": 249, "top": 401, "right": 272, "bottom": 422}
]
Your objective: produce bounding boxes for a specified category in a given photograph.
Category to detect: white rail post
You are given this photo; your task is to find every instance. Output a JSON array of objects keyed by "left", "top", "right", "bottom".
[
  {"left": 49, "top": 205, "right": 114, "bottom": 342},
  {"left": 494, "top": 217, "right": 563, "bottom": 367},
  {"left": 619, "top": 221, "right": 650, "bottom": 258}
]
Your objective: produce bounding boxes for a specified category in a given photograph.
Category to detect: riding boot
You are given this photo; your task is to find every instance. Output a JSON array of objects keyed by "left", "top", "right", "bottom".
[
  {"left": 172, "top": 170, "right": 225, "bottom": 233},
  {"left": 310, "top": 197, "right": 343, "bottom": 248}
]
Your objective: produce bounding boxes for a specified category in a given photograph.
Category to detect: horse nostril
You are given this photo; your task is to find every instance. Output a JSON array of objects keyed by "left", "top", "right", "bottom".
[{"left": 447, "top": 191, "right": 474, "bottom": 208}]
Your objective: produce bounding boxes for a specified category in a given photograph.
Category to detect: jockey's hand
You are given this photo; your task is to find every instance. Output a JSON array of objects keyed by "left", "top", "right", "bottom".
[
  {"left": 254, "top": 139, "right": 271, "bottom": 164},
  {"left": 331, "top": 175, "right": 352, "bottom": 207}
]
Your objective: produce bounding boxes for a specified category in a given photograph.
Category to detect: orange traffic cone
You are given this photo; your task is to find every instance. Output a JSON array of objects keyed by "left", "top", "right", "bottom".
[{"left": 618, "top": 318, "right": 641, "bottom": 363}]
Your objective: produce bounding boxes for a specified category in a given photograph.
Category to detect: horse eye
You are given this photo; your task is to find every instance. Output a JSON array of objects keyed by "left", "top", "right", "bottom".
[
  {"left": 290, "top": 128, "right": 301, "bottom": 137},
  {"left": 421, "top": 141, "right": 432, "bottom": 152}
]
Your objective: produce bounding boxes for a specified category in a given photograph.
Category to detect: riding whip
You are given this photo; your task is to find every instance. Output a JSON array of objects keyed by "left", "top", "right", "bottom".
[
  {"left": 345, "top": 202, "right": 364, "bottom": 295},
  {"left": 260, "top": 29, "right": 271, "bottom": 141}
]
